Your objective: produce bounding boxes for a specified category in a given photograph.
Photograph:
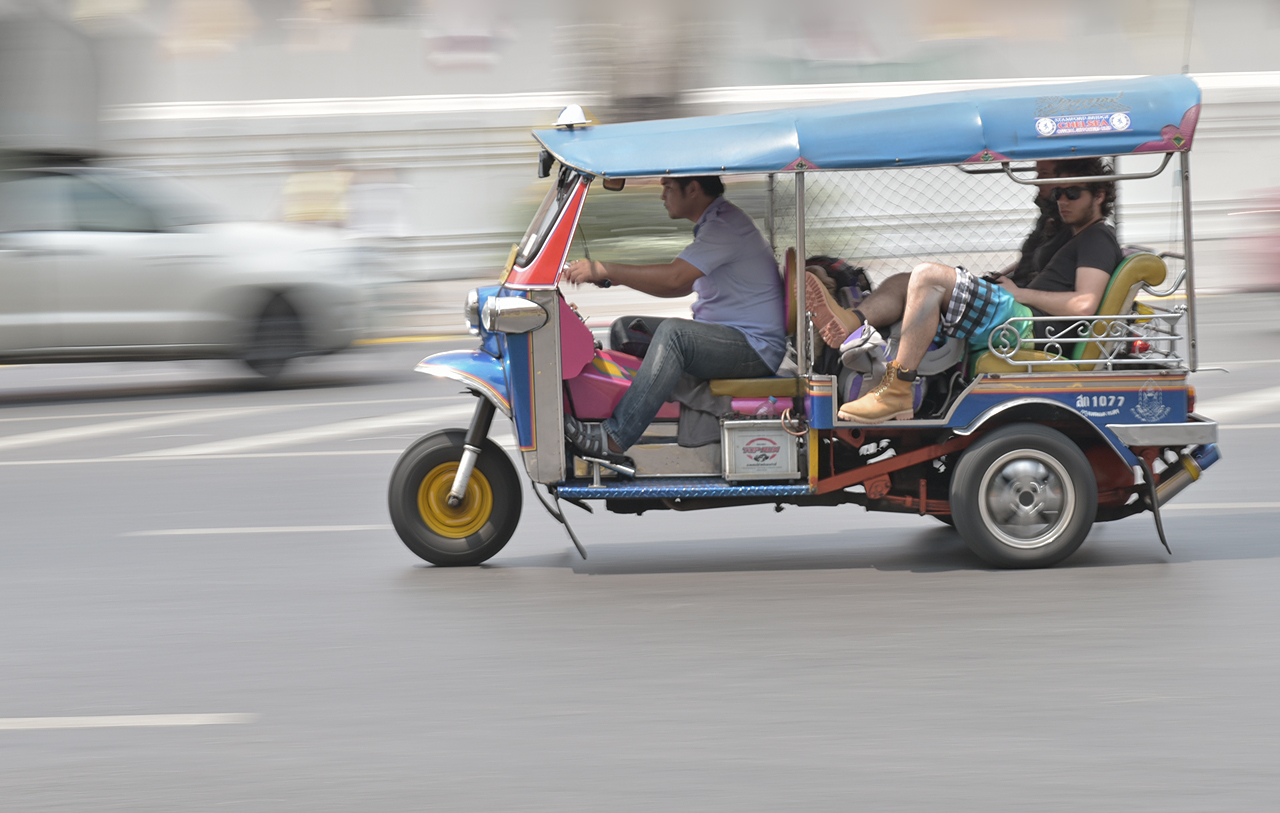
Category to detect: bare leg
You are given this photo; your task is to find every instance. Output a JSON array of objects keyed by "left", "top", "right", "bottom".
[
  {"left": 855, "top": 272, "right": 911, "bottom": 328},
  {"left": 893, "top": 263, "right": 958, "bottom": 371}
]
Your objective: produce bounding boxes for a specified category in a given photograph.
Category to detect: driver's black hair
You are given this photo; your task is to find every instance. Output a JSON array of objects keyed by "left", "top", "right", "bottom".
[{"left": 675, "top": 175, "right": 725, "bottom": 199}]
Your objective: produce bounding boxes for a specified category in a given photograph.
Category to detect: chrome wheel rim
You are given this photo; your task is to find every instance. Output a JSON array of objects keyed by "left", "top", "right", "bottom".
[{"left": 977, "top": 449, "right": 1074, "bottom": 550}]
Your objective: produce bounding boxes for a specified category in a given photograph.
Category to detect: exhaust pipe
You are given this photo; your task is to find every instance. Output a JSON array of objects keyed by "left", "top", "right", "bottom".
[{"left": 1155, "top": 444, "right": 1221, "bottom": 507}]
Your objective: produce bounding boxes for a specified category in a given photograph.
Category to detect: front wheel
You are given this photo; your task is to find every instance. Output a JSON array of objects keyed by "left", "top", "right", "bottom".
[
  {"left": 388, "top": 430, "right": 522, "bottom": 566},
  {"left": 950, "top": 423, "right": 1097, "bottom": 569}
]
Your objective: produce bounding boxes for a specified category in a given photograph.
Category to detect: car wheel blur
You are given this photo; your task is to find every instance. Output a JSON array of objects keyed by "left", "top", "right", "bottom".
[
  {"left": 243, "top": 296, "right": 305, "bottom": 381},
  {"left": 388, "top": 429, "right": 522, "bottom": 566}
]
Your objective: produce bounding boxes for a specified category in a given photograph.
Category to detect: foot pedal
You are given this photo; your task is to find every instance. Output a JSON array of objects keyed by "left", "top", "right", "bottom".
[{"left": 579, "top": 455, "right": 636, "bottom": 479}]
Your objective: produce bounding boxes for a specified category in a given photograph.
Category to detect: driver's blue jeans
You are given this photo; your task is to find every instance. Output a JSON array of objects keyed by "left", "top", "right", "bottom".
[{"left": 603, "top": 317, "right": 774, "bottom": 450}]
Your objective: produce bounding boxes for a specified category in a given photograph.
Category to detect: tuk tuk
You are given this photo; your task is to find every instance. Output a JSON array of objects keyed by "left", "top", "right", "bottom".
[{"left": 388, "top": 74, "right": 1219, "bottom": 569}]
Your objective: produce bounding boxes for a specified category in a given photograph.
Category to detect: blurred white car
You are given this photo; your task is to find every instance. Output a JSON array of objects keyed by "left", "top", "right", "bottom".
[{"left": 0, "top": 165, "right": 365, "bottom": 378}]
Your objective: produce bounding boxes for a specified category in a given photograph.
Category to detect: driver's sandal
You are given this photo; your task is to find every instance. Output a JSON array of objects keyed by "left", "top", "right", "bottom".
[{"left": 564, "top": 415, "right": 635, "bottom": 473}]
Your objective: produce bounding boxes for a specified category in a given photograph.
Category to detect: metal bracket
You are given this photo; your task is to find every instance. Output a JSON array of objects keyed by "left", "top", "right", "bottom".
[{"left": 999, "top": 154, "right": 1173, "bottom": 185}]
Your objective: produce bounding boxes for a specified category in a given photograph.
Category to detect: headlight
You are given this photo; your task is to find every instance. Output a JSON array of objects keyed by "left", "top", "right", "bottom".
[
  {"left": 464, "top": 288, "right": 481, "bottom": 335},
  {"left": 481, "top": 297, "right": 547, "bottom": 334}
]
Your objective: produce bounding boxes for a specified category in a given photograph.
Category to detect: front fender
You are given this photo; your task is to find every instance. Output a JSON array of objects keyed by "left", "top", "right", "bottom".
[{"left": 416, "top": 350, "right": 510, "bottom": 416}]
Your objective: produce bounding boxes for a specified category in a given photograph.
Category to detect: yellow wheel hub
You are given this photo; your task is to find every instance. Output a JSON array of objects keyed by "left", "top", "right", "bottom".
[{"left": 417, "top": 462, "right": 494, "bottom": 539}]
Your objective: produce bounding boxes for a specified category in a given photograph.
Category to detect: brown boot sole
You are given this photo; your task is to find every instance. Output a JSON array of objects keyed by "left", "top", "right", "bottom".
[
  {"left": 805, "top": 273, "right": 859, "bottom": 348},
  {"left": 837, "top": 408, "right": 914, "bottom": 423}
]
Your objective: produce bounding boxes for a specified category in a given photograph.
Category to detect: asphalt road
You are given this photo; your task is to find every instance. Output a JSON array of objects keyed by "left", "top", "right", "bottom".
[{"left": 1, "top": 294, "right": 1278, "bottom": 812}]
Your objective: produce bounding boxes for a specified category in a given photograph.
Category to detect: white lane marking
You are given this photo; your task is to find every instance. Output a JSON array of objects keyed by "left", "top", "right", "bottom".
[
  {"left": 0, "top": 450, "right": 405, "bottom": 466},
  {"left": 128, "top": 405, "right": 477, "bottom": 457},
  {"left": 1196, "top": 384, "right": 1280, "bottom": 423},
  {"left": 0, "top": 396, "right": 460, "bottom": 424},
  {"left": 1161, "top": 502, "right": 1280, "bottom": 512},
  {"left": 0, "top": 436, "right": 517, "bottom": 466},
  {"left": 124, "top": 525, "right": 392, "bottom": 536},
  {"left": 0, "top": 407, "right": 283, "bottom": 452},
  {"left": 0, "top": 713, "right": 257, "bottom": 731}
]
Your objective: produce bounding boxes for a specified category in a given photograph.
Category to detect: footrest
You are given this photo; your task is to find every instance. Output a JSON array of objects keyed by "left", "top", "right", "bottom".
[{"left": 707, "top": 376, "right": 801, "bottom": 397}]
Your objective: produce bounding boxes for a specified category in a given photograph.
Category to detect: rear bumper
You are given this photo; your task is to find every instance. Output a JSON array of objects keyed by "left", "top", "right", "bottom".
[{"left": 1106, "top": 413, "right": 1218, "bottom": 447}]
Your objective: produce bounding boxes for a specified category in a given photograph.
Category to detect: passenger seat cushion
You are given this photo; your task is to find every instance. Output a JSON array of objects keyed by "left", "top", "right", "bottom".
[
  {"left": 972, "top": 348, "right": 1078, "bottom": 375},
  {"left": 707, "top": 376, "right": 802, "bottom": 397}
]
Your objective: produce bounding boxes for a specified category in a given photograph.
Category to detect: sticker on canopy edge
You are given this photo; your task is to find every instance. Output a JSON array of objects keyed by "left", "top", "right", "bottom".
[{"left": 1035, "top": 111, "right": 1132, "bottom": 138}]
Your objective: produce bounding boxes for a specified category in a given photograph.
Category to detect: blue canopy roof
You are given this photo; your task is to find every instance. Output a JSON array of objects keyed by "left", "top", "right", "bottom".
[{"left": 534, "top": 75, "right": 1200, "bottom": 177}]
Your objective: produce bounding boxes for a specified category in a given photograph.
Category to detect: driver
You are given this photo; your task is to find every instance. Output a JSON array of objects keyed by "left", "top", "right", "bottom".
[{"left": 562, "top": 176, "right": 785, "bottom": 462}]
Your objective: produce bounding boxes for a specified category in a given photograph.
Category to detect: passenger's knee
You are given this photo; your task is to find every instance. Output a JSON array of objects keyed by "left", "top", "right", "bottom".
[{"left": 910, "top": 262, "right": 952, "bottom": 282}]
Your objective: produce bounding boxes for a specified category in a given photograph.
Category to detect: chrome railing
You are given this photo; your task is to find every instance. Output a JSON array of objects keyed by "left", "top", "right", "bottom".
[{"left": 985, "top": 307, "right": 1186, "bottom": 372}]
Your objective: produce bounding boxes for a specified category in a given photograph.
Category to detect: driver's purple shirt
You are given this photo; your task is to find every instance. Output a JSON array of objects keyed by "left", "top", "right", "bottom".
[{"left": 678, "top": 197, "right": 786, "bottom": 372}]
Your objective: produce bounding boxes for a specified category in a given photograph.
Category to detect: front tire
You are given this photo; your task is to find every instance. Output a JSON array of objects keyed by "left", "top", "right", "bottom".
[
  {"left": 388, "top": 430, "right": 522, "bottom": 566},
  {"left": 950, "top": 423, "right": 1097, "bottom": 569}
]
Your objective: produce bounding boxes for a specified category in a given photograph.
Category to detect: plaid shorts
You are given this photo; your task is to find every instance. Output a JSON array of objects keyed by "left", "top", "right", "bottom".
[{"left": 937, "top": 266, "right": 1032, "bottom": 351}]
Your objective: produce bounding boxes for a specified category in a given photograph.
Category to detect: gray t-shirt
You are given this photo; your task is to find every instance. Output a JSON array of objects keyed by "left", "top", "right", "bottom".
[{"left": 678, "top": 197, "right": 786, "bottom": 371}]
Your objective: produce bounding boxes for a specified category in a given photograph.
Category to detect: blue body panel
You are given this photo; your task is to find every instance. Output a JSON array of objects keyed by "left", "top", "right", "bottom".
[
  {"left": 940, "top": 375, "right": 1190, "bottom": 466},
  {"left": 536, "top": 75, "right": 1200, "bottom": 176}
]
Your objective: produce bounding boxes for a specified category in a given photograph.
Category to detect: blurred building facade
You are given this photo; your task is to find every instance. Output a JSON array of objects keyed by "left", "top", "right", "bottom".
[{"left": 4, "top": 0, "right": 1280, "bottom": 284}]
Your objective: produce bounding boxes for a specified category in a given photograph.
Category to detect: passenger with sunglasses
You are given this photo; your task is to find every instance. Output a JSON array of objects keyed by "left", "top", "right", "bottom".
[
  {"left": 1002, "top": 161, "right": 1076, "bottom": 288},
  {"left": 838, "top": 157, "right": 1121, "bottom": 423}
]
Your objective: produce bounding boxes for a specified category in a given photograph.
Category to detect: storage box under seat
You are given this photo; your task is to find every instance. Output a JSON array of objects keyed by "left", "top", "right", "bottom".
[{"left": 721, "top": 420, "right": 802, "bottom": 481}]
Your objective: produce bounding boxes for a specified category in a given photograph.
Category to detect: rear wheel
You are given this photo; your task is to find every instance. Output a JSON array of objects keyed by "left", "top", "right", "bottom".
[
  {"left": 950, "top": 423, "right": 1097, "bottom": 568},
  {"left": 388, "top": 430, "right": 522, "bottom": 566},
  {"left": 243, "top": 296, "right": 305, "bottom": 381}
]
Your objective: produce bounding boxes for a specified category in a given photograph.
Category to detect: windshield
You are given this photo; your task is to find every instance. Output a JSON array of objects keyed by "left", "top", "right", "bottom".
[{"left": 515, "top": 166, "right": 580, "bottom": 268}]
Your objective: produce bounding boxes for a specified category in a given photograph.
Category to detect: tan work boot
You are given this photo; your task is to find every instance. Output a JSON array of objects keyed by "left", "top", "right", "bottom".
[{"left": 838, "top": 361, "right": 917, "bottom": 423}]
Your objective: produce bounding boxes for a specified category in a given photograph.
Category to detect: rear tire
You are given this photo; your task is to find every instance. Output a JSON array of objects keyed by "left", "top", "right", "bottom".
[
  {"left": 243, "top": 296, "right": 305, "bottom": 381},
  {"left": 388, "top": 430, "right": 522, "bottom": 566},
  {"left": 950, "top": 423, "right": 1097, "bottom": 569}
]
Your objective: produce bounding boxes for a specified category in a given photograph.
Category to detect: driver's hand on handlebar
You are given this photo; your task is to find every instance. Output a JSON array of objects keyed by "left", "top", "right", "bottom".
[{"left": 564, "top": 258, "right": 608, "bottom": 287}]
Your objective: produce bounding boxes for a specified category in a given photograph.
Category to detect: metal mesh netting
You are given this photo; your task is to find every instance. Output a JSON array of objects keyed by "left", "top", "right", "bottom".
[{"left": 766, "top": 167, "right": 1042, "bottom": 284}]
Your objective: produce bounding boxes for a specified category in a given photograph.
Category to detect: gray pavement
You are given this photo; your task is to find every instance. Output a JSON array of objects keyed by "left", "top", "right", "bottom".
[{"left": 1, "top": 294, "right": 1278, "bottom": 811}]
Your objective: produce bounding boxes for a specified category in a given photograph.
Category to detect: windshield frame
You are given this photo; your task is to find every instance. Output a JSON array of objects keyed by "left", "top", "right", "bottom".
[{"left": 514, "top": 165, "right": 581, "bottom": 269}]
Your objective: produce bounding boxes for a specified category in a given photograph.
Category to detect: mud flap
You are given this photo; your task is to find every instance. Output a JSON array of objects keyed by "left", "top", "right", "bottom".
[
  {"left": 1136, "top": 457, "right": 1172, "bottom": 555},
  {"left": 531, "top": 483, "right": 588, "bottom": 560}
]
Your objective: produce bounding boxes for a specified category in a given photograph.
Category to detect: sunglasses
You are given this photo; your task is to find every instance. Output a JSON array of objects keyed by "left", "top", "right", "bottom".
[{"left": 1050, "top": 185, "right": 1088, "bottom": 202}]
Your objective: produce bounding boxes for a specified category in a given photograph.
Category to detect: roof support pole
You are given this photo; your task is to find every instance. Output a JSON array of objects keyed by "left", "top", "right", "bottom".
[
  {"left": 766, "top": 173, "right": 776, "bottom": 254},
  {"left": 1180, "top": 150, "right": 1198, "bottom": 371},
  {"left": 795, "top": 171, "right": 807, "bottom": 377}
]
